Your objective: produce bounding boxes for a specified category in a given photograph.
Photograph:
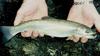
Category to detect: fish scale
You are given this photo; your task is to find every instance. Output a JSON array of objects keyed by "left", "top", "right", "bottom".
[{"left": 0, "top": 17, "right": 97, "bottom": 43}]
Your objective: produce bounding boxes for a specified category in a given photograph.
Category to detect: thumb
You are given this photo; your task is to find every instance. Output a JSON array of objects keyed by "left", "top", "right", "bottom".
[
  {"left": 14, "top": 13, "right": 24, "bottom": 26},
  {"left": 95, "top": 24, "right": 100, "bottom": 33},
  {"left": 94, "top": 19, "right": 100, "bottom": 32}
]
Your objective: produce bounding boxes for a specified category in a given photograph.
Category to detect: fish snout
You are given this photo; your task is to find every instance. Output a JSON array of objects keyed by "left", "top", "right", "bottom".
[{"left": 86, "top": 33, "right": 97, "bottom": 39}]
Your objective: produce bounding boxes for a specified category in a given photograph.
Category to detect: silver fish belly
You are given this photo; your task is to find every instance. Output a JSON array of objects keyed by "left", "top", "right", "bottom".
[
  {"left": 14, "top": 18, "right": 96, "bottom": 38},
  {"left": 0, "top": 17, "right": 97, "bottom": 43}
]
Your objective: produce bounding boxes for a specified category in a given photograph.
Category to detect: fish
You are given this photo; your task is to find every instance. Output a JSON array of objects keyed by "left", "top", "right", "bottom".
[{"left": 0, "top": 17, "right": 97, "bottom": 43}]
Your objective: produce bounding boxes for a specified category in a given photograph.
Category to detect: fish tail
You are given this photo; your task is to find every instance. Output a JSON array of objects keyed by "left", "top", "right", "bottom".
[{"left": 0, "top": 26, "right": 15, "bottom": 43}]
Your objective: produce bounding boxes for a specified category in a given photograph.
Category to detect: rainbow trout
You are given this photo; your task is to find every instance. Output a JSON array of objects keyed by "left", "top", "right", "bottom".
[{"left": 0, "top": 17, "right": 97, "bottom": 43}]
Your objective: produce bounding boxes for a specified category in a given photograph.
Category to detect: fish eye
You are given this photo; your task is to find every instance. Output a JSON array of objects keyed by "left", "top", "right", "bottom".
[
  {"left": 92, "top": 34, "right": 96, "bottom": 36},
  {"left": 91, "top": 33, "right": 97, "bottom": 38}
]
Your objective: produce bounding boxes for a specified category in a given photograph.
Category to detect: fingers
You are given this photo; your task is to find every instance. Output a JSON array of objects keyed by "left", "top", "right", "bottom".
[
  {"left": 66, "top": 37, "right": 74, "bottom": 40},
  {"left": 21, "top": 30, "right": 42, "bottom": 38},
  {"left": 21, "top": 30, "right": 44, "bottom": 39},
  {"left": 72, "top": 36, "right": 80, "bottom": 42},
  {"left": 66, "top": 35, "right": 80, "bottom": 43},
  {"left": 21, "top": 30, "right": 32, "bottom": 37},
  {"left": 66, "top": 35, "right": 88, "bottom": 43},
  {"left": 31, "top": 31, "right": 39, "bottom": 39},
  {"left": 39, "top": 33, "right": 44, "bottom": 37},
  {"left": 31, "top": 32, "right": 45, "bottom": 39},
  {"left": 81, "top": 37, "right": 88, "bottom": 43}
]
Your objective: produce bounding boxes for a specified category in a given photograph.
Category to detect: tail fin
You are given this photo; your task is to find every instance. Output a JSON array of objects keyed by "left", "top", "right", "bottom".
[{"left": 0, "top": 26, "right": 15, "bottom": 44}]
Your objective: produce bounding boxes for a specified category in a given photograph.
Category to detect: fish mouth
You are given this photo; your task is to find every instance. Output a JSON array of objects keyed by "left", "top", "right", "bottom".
[{"left": 86, "top": 34, "right": 97, "bottom": 39}]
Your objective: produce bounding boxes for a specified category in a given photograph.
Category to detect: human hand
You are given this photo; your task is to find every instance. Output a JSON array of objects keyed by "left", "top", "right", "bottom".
[
  {"left": 67, "top": 0, "right": 96, "bottom": 43},
  {"left": 14, "top": 0, "right": 48, "bottom": 38}
]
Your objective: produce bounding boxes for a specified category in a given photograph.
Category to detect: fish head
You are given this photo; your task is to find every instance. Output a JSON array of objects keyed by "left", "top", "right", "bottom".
[{"left": 84, "top": 28, "right": 97, "bottom": 39}]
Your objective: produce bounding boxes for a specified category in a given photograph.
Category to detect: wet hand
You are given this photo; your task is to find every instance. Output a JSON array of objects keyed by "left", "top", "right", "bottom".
[
  {"left": 67, "top": 2, "right": 95, "bottom": 43},
  {"left": 14, "top": 0, "right": 48, "bottom": 38}
]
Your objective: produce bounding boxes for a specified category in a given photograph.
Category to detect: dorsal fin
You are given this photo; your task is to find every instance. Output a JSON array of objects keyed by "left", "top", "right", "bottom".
[{"left": 42, "top": 16, "right": 54, "bottom": 20}]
